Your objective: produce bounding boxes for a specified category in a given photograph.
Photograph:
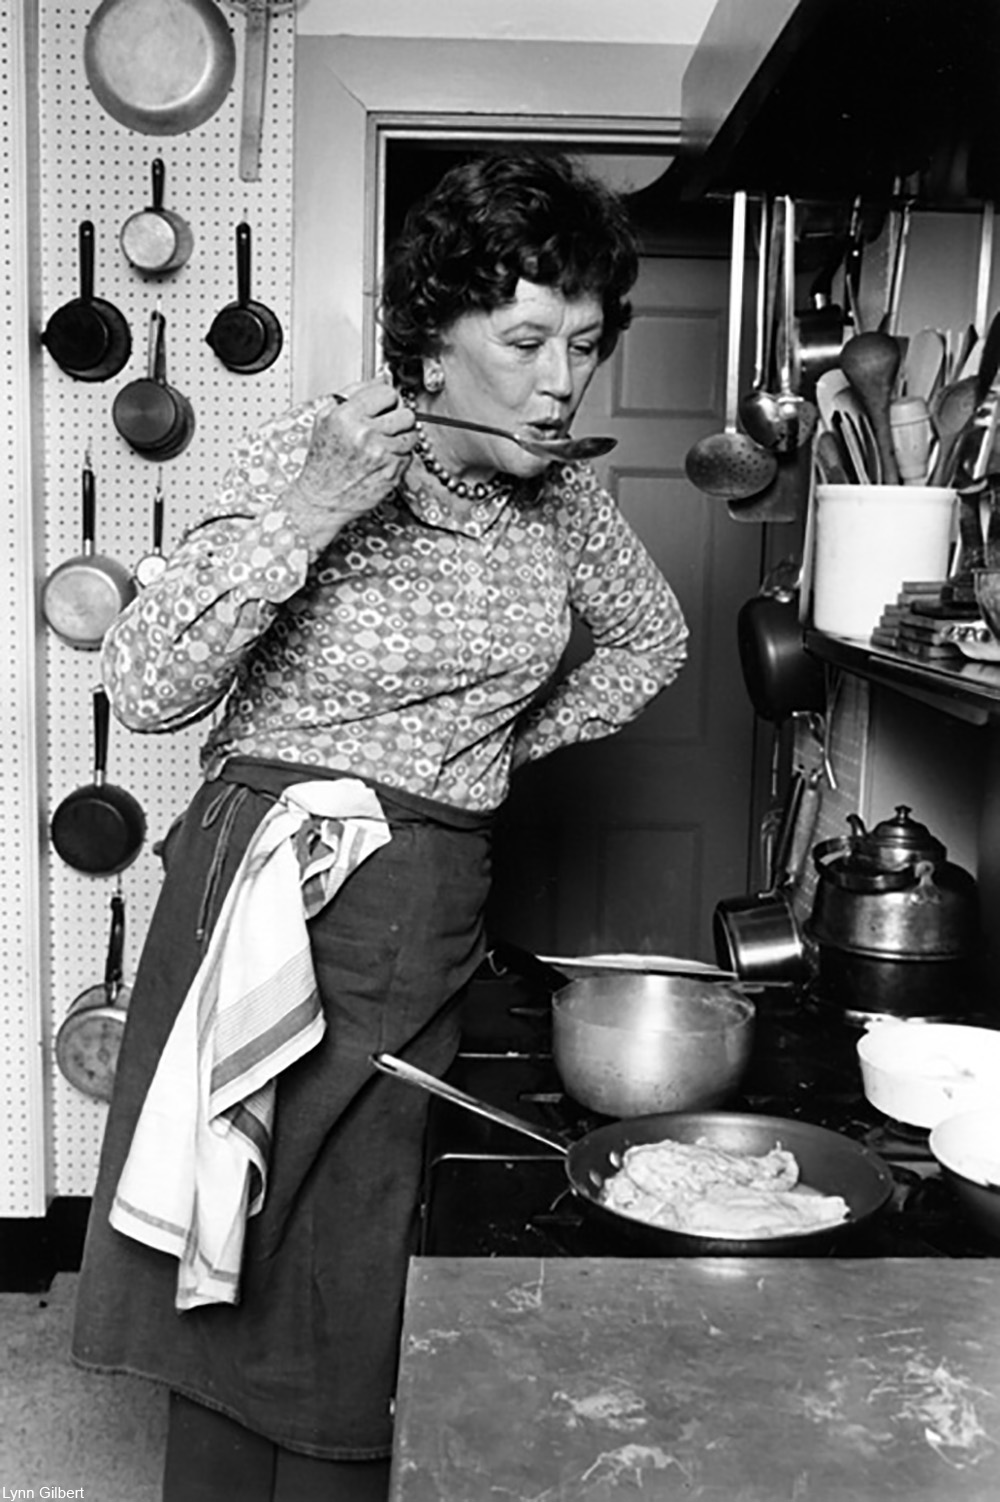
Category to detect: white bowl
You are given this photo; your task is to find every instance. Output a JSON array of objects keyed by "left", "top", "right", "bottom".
[
  {"left": 856, "top": 1021, "right": 1000, "bottom": 1129},
  {"left": 930, "top": 1107, "right": 1000, "bottom": 1242}
]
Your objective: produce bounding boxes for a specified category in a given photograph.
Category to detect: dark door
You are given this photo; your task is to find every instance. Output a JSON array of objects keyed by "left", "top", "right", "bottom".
[{"left": 488, "top": 252, "right": 764, "bottom": 961}]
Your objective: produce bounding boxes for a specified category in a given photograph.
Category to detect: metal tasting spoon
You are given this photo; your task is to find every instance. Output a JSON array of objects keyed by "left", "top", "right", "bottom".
[
  {"left": 414, "top": 409, "right": 617, "bottom": 461},
  {"left": 331, "top": 391, "right": 616, "bottom": 461}
]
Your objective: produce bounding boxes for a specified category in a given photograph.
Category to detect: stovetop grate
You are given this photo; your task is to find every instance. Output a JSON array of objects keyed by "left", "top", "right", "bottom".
[{"left": 419, "top": 960, "right": 999, "bottom": 1260}]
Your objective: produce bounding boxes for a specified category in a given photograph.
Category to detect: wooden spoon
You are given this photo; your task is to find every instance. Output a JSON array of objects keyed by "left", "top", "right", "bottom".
[
  {"left": 904, "top": 328, "right": 945, "bottom": 404},
  {"left": 930, "top": 375, "right": 979, "bottom": 485},
  {"left": 840, "top": 331, "right": 902, "bottom": 484}
]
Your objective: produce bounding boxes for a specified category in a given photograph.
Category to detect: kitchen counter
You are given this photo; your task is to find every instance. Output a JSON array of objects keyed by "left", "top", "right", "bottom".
[{"left": 390, "top": 1255, "right": 1000, "bottom": 1500}]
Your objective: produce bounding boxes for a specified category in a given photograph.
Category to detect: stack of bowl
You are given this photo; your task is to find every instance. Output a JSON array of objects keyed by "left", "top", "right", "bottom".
[{"left": 857, "top": 1021, "right": 1000, "bottom": 1242}]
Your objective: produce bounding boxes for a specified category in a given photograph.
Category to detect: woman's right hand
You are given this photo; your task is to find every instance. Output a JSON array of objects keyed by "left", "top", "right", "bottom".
[{"left": 284, "top": 381, "right": 417, "bottom": 549}]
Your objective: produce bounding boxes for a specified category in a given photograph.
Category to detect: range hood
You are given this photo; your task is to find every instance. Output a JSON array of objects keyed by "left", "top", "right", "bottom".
[{"left": 662, "top": 0, "right": 1000, "bottom": 207}]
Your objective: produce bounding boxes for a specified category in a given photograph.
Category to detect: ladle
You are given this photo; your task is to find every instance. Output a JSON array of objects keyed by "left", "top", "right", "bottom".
[
  {"left": 737, "top": 196, "right": 782, "bottom": 446},
  {"left": 331, "top": 392, "right": 615, "bottom": 461},
  {"left": 769, "top": 196, "right": 818, "bottom": 454},
  {"left": 684, "top": 192, "right": 778, "bottom": 500},
  {"left": 840, "top": 331, "right": 902, "bottom": 484}
]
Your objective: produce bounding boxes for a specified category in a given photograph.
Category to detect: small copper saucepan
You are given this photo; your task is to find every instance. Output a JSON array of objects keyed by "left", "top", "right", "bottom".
[
  {"left": 120, "top": 157, "right": 194, "bottom": 276},
  {"left": 113, "top": 308, "right": 195, "bottom": 460},
  {"left": 713, "top": 768, "right": 815, "bottom": 984}
]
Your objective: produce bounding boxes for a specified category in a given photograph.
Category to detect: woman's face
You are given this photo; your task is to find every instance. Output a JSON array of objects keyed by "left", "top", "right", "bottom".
[{"left": 425, "top": 278, "right": 605, "bottom": 482}]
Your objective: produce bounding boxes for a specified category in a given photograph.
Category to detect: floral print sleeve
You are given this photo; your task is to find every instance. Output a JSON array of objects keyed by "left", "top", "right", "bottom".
[
  {"left": 100, "top": 399, "right": 687, "bottom": 810},
  {"left": 101, "top": 407, "right": 320, "bottom": 732},
  {"left": 510, "top": 467, "right": 688, "bottom": 767}
]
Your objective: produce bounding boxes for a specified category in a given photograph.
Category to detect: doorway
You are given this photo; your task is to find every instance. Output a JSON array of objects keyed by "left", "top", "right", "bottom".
[{"left": 377, "top": 136, "right": 767, "bottom": 962}]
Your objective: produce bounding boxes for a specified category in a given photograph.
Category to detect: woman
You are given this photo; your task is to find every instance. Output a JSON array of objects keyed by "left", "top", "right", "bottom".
[{"left": 72, "top": 150, "right": 688, "bottom": 1501}]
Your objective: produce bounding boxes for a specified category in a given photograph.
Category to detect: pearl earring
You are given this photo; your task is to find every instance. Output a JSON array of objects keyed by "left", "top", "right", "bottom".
[{"left": 424, "top": 366, "right": 444, "bottom": 392}]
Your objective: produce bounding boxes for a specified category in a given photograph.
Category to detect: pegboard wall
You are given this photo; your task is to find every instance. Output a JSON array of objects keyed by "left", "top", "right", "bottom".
[
  {"left": 1, "top": 1, "right": 47, "bottom": 1217},
  {"left": 17, "top": 0, "right": 297, "bottom": 1206}
]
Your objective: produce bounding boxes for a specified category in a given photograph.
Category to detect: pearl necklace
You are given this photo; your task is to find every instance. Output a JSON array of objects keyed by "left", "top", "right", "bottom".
[{"left": 413, "top": 421, "right": 512, "bottom": 504}]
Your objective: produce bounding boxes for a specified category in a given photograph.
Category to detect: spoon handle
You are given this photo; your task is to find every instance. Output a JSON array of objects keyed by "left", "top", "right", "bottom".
[
  {"left": 332, "top": 392, "right": 522, "bottom": 445},
  {"left": 724, "top": 191, "right": 748, "bottom": 431},
  {"left": 413, "top": 410, "right": 524, "bottom": 442}
]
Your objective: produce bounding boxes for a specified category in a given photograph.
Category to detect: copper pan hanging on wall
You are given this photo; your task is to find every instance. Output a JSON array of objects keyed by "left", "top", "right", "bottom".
[{"left": 84, "top": 0, "right": 237, "bottom": 136}]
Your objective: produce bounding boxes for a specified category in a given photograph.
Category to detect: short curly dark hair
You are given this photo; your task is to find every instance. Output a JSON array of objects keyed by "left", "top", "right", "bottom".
[{"left": 379, "top": 150, "right": 639, "bottom": 393}]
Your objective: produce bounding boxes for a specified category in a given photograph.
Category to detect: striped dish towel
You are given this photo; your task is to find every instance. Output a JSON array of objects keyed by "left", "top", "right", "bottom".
[{"left": 109, "top": 778, "right": 391, "bottom": 1311}]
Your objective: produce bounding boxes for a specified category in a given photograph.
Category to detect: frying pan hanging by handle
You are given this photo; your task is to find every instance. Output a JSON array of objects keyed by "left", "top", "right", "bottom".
[
  {"left": 42, "top": 462, "right": 137, "bottom": 649},
  {"left": 51, "top": 686, "right": 146, "bottom": 876},
  {"left": 56, "top": 891, "right": 131, "bottom": 1103},
  {"left": 41, "top": 221, "right": 132, "bottom": 381},
  {"left": 68, "top": 891, "right": 131, "bottom": 1013},
  {"left": 84, "top": 0, "right": 237, "bottom": 136},
  {"left": 206, "top": 221, "right": 283, "bottom": 373},
  {"left": 120, "top": 157, "right": 194, "bottom": 275},
  {"left": 113, "top": 309, "right": 195, "bottom": 459}
]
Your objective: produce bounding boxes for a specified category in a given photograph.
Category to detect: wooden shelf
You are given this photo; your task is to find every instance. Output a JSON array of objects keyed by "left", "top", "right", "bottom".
[{"left": 805, "top": 630, "right": 1000, "bottom": 726}]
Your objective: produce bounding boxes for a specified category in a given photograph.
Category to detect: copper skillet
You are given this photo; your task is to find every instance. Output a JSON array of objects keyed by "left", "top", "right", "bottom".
[{"left": 371, "top": 1052, "right": 894, "bottom": 1257}]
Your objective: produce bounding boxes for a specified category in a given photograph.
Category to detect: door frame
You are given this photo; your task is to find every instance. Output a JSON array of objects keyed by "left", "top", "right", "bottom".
[
  {"left": 366, "top": 117, "right": 679, "bottom": 376},
  {"left": 292, "top": 36, "right": 687, "bottom": 401}
]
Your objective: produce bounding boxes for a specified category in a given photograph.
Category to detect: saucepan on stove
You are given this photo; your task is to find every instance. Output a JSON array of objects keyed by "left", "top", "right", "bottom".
[
  {"left": 549, "top": 972, "right": 755, "bottom": 1118},
  {"left": 372, "top": 1053, "right": 894, "bottom": 1256}
]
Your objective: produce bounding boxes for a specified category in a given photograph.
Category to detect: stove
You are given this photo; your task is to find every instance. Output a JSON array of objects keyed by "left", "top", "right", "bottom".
[{"left": 418, "top": 946, "right": 999, "bottom": 1259}]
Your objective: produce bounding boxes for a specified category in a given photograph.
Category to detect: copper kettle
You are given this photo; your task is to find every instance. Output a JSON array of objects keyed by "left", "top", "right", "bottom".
[{"left": 809, "top": 807, "right": 979, "bottom": 960}]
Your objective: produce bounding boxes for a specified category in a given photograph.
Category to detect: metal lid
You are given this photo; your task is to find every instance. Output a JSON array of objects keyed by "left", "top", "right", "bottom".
[{"left": 863, "top": 806, "right": 945, "bottom": 864}]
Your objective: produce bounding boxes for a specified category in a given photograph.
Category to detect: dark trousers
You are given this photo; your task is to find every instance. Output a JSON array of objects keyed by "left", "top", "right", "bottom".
[{"left": 163, "top": 1394, "right": 392, "bottom": 1501}]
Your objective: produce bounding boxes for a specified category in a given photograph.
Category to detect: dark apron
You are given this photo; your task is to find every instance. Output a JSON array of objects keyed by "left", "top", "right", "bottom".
[{"left": 72, "top": 758, "right": 493, "bottom": 1460}]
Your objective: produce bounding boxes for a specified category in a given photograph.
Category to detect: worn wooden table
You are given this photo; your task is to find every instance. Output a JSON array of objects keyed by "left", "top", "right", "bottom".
[{"left": 390, "top": 1256, "right": 1000, "bottom": 1500}]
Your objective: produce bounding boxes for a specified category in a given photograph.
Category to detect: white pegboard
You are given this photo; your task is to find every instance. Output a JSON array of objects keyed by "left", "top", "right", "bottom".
[
  {"left": 33, "top": 0, "right": 296, "bottom": 1197},
  {"left": 0, "top": 1, "right": 48, "bottom": 1216}
]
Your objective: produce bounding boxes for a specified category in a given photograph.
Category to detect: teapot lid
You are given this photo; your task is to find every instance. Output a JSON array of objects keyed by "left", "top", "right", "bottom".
[{"left": 863, "top": 806, "right": 945, "bottom": 862}]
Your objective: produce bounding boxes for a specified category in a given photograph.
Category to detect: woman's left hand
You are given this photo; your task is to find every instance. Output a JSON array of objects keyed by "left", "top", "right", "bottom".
[{"left": 284, "top": 382, "right": 418, "bottom": 549}]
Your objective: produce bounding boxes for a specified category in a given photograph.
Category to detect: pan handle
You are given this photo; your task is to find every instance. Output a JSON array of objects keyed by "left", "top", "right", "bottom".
[
  {"left": 371, "top": 1052, "right": 568, "bottom": 1154},
  {"left": 237, "top": 221, "right": 253, "bottom": 306},
  {"left": 105, "top": 891, "right": 126, "bottom": 1004},
  {"left": 92, "top": 684, "right": 111, "bottom": 786}
]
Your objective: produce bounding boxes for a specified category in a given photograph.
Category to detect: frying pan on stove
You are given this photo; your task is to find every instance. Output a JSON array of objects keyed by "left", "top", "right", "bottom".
[{"left": 372, "top": 1053, "right": 894, "bottom": 1256}]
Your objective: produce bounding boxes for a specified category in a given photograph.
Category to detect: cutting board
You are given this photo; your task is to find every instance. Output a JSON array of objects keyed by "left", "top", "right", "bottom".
[{"left": 391, "top": 1257, "right": 1000, "bottom": 1500}]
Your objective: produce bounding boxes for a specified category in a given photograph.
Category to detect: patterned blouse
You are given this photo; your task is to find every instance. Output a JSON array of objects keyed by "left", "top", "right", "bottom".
[{"left": 102, "top": 398, "right": 688, "bottom": 812}]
